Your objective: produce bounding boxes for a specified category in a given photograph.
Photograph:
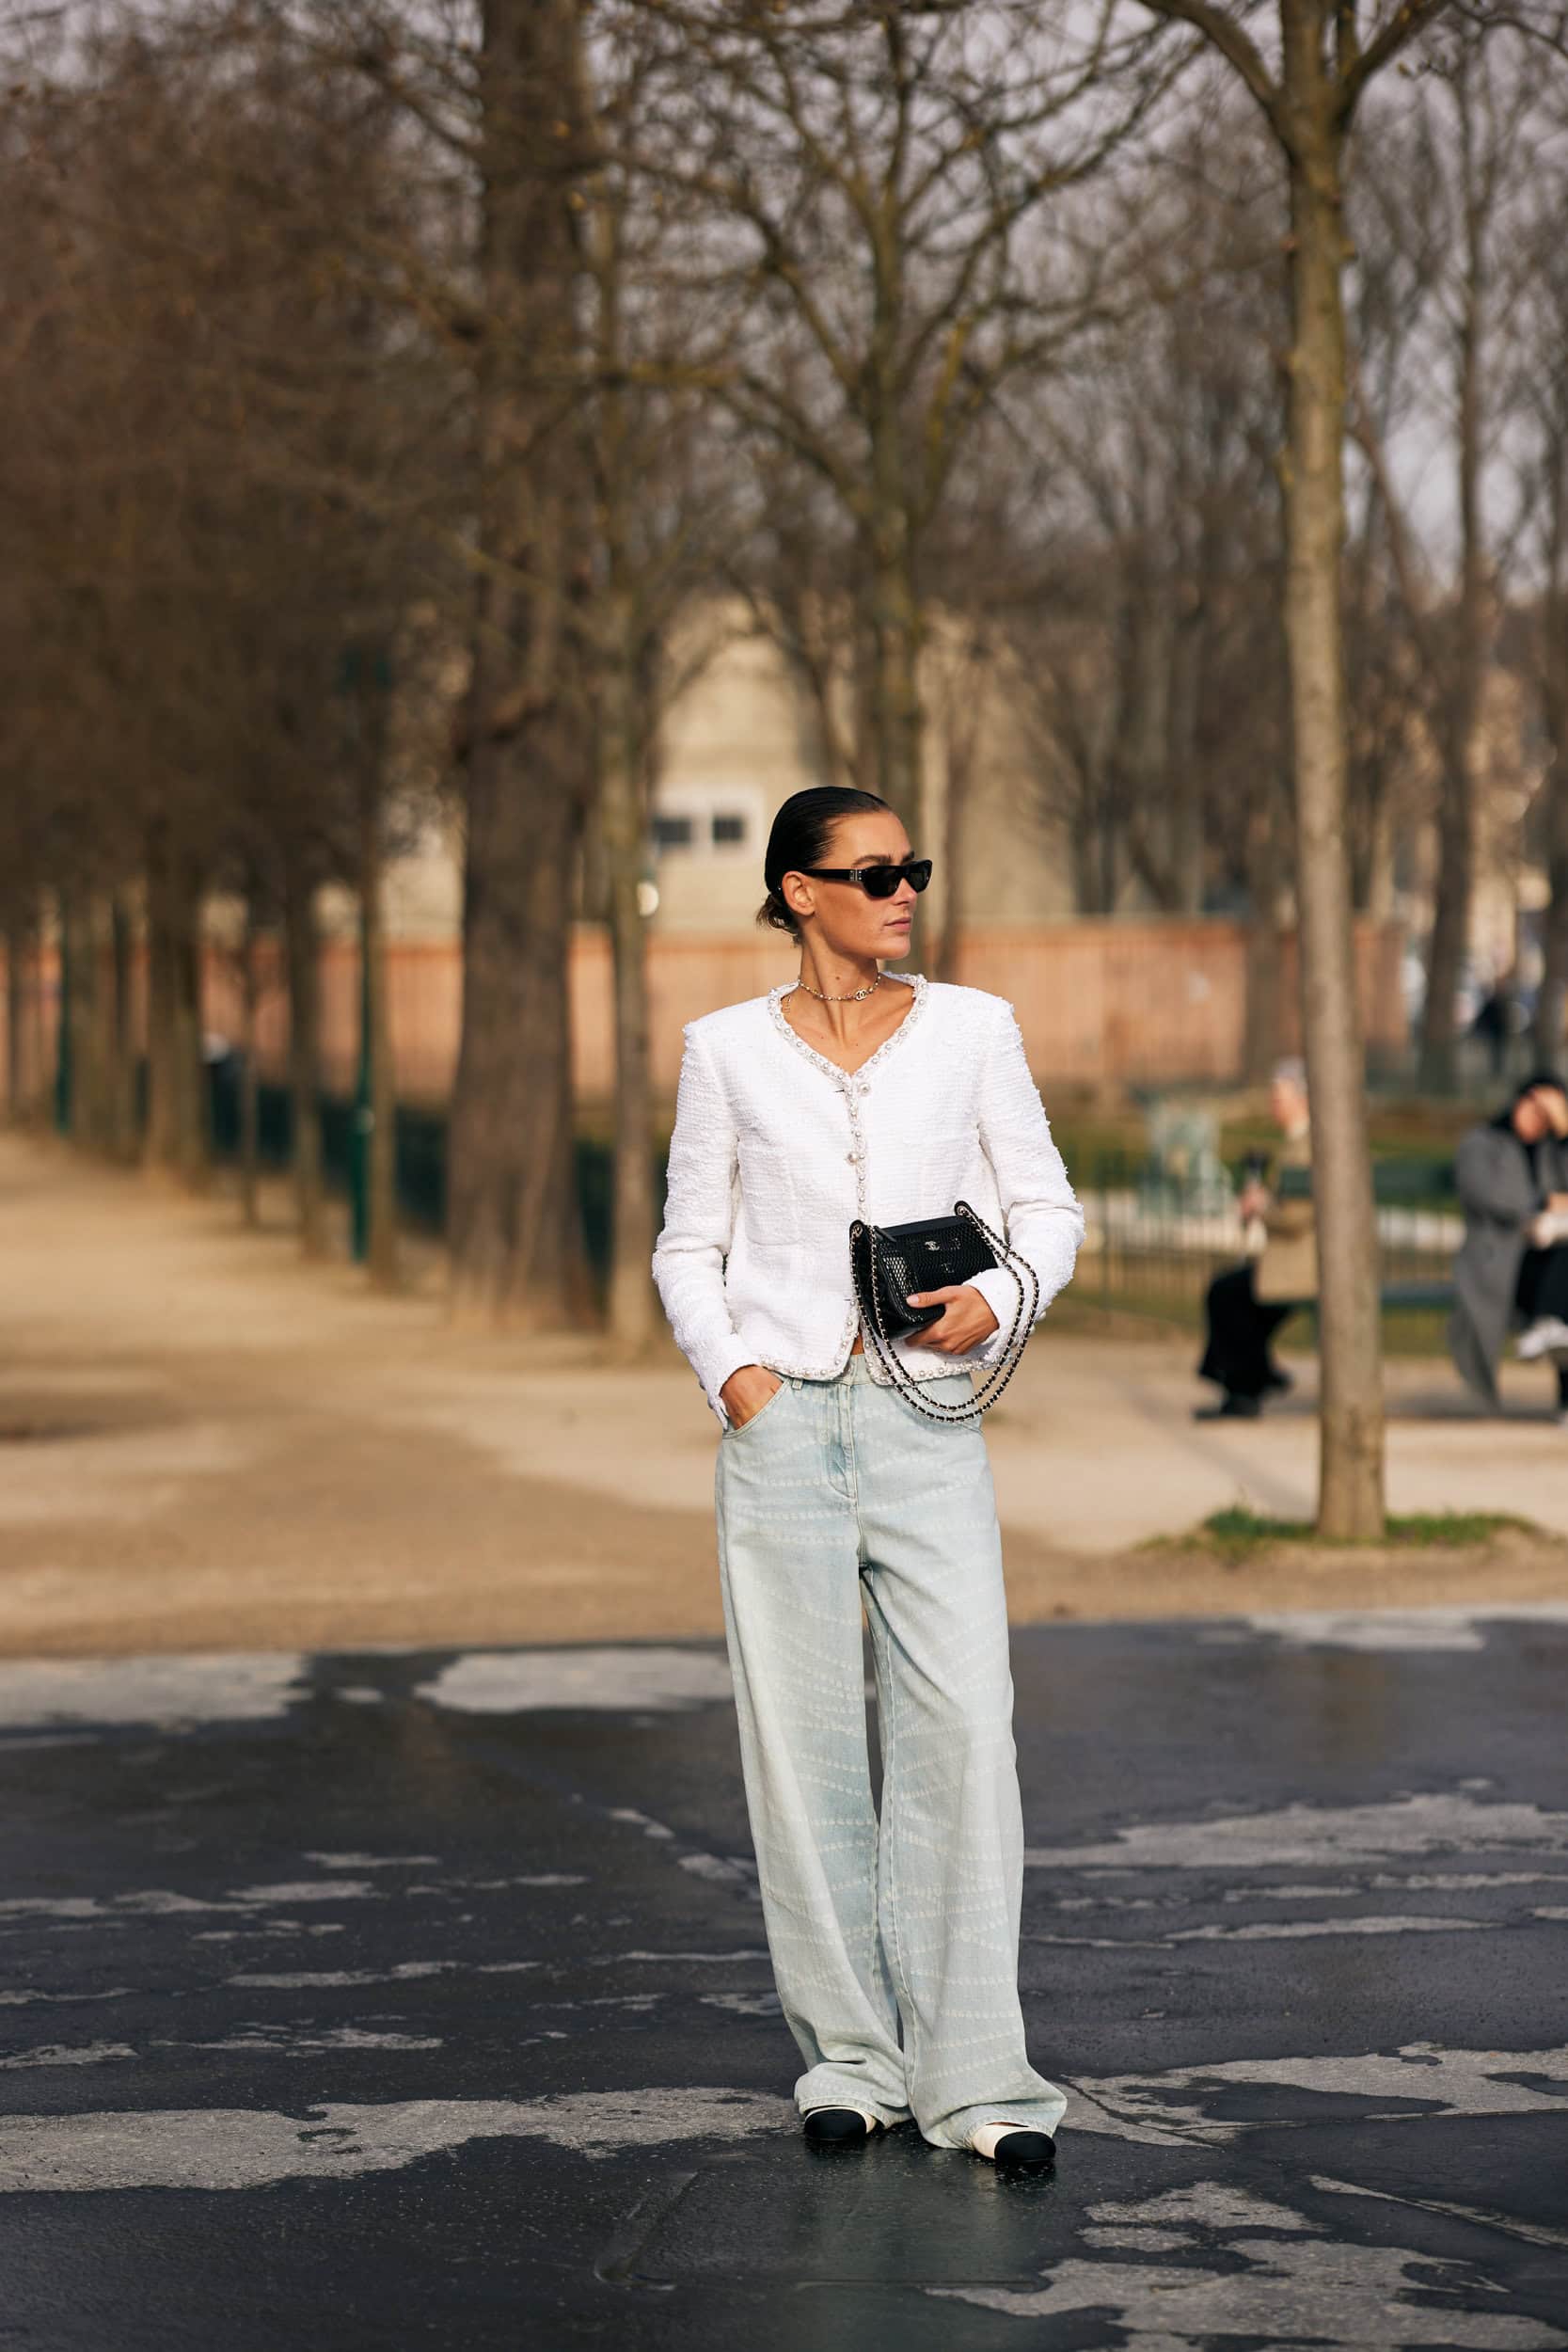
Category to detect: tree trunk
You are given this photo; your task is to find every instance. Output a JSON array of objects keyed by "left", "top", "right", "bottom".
[
  {"left": 144, "top": 825, "right": 209, "bottom": 1188},
  {"left": 359, "top": 796, "right": 400, "bottom": 1291},
  {"left": 1068, "top": 821, "right": 1098, "bottom": 916},
  {"left": 935, "top": 639, "right": 985, "bottom": 978},
  {"left": 1419, "top": 733, "right": 1478, "bottom": 1094},
  {"left": 30, "top": 916, "right": 47, "bottom": 1123},
  {"left": 867, "top": 549, "right": 924, "bottom": 834},
  {"left": 68, "top": 894, "right": 106, "bottom": 1153},
  {"left": 144, "top": 848, "right": 170, "bottom": 1168},
  {"left": 53, "top": 892, "right": 72, "bottom": 1136},
  {"left": 1165, "top": 589, "right": 1208, "bottom": 915},
  {"left": 451, "top": 717, "right": 587, "bottom": 1324},
  {"left": 237, "top": 898, "right": 261, "bottom": 1230},
  {"left": 107, "top": 891, "right": 138, "bottom": 1162},
  {"left": 1243, "top": 789, "right": 1290, "bottom": 1085},
  {"left": 4, "top": 915, "right": 25, "bottom": 1120},
  {"left": 1537, "top": 602, "right": 1568, "bottom": 1063},
  {"left": 1417, "top": 56, "right": 1494, "bottom": 1097},
  {"left": 863, "top": 398, "right": 924, "bottom": 830},
  {"left": 87, "top": 889, "right": 126, "bottom": 1158},
  {"left": 935, "top": 723, "right": 967, "bottom": 980},
  {"left": 598, "top": 641, "right": 657, "bottom": 1355},
  {"left": 169, "top": 873, "right": 207, "bottom": 1190},
  {"left": 1279, "top": 65, "right": 1385, "bottom": 1541},
  {"left": 282, "top": 850, "right": 326, "bottom": 1256},
  {"left": 587, "top": 175, "right": 658, "bottom": 1357},
  {"left": 1539, "top": 821, "right": 1568, "bottom": 1065},
  {"left": 447, "top": 0, "right": 592, "bottom": 1328}
]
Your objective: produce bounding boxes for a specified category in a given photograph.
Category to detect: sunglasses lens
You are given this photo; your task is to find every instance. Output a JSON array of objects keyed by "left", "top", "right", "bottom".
[{"left": 861, "top": 860, "right": 932, "bottom": 898}]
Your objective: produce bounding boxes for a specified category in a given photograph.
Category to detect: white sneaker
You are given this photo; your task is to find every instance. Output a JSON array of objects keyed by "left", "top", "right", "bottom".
[{"left": 1515, "top": 1316, "right": 1568, "bottom": 1361}]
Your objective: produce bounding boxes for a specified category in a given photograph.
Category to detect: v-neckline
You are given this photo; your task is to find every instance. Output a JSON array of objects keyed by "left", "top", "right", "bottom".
[{"left": 768, "top": 972, "right": 927, "bottom": 1085}]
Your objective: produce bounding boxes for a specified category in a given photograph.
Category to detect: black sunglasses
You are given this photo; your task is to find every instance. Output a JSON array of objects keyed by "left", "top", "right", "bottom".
[{"left": 799, "top": 858, "right": 932, "bottom": 900}]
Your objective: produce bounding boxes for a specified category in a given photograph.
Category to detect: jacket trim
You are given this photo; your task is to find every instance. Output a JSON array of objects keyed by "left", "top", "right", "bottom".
[{"left": 766, "top": 971, "right": 927, "bottom": 1092}]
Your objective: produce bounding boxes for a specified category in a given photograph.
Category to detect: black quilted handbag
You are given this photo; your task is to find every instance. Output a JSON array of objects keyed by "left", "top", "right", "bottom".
[{"left": 848, "top": 1199, "right": 1038, "bottom": 1422}]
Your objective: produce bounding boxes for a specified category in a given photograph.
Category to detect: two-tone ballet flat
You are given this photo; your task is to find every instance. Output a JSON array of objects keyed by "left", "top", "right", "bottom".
[
  {"left": 801, "top": 2106, "right": 883, "bottom": 2145},
  {"left": 968, "top": 2121, "right": 1056, "bottom": 2169}
]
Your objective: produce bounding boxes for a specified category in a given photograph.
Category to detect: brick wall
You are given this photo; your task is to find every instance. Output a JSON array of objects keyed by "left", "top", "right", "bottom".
[{"left": 2, "top": 917, "right": 1406, "bottom": 1110}]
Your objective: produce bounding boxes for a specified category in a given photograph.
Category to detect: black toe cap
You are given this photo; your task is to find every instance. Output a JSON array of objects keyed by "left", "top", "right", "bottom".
[{"left": 802, "top": 2108, "right": 871, "bottom": 2144}]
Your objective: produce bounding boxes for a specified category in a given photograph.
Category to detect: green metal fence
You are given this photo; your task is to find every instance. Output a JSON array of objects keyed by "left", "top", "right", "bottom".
[
  {"left": 205, "top": 1061, "right": 655, "bottom": 1284},
  {"left": 205, "top": 1063, "right": 1461, "bottom": 1343},
  {"left": 1081, "top": 1149, "right": 1459, "bottom": 1345}
]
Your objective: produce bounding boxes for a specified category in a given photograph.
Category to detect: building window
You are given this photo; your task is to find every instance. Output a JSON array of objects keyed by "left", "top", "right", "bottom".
[{"left": 650, "top": 785, "right": 765, "bottom": 862}]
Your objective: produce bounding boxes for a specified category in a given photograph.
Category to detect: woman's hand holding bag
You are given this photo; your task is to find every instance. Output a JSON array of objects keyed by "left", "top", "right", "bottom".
[{"left": 904, "top": 1286, "right": 1001, "bottom": 1354}]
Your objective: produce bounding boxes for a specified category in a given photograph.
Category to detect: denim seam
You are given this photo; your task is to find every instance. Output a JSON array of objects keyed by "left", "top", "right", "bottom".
[
  {"left": 870, "top": 1597, "right": 921, "bottom": 2088},
  {"left": 832, "top": 1377, "right": 859, "bottom": 1516}
]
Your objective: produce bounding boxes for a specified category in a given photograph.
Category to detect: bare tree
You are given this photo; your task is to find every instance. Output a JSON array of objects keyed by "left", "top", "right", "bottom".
[
  {"left": 5, "top": 13, "right": 454, "bottom": 1259},
  {"left": 1350, "top": 30, "right": 1539, "bottom": 1089},
  {"left": 579, "top": 28, "right": 748, "bottom": 1355},
  {"left": 1516, "top": 136, "right": 1568, "bottom": 1060},
  {"left": 1133, "top": 0, "right": 1461, "bottom": 1539},
  {"left": 442, "top": 0, "right": 597, "bottom": 1327},
  {"left": 633, "top": 1, "right": 1178, "bottom": 834},
  {"left": 997, "top": 133, "right": 1288, "bottom": 955}
]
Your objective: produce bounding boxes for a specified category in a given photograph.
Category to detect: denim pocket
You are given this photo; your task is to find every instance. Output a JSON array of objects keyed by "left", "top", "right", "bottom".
[{"left": 724, "top": 1376, "right": 789, "bottom": 1440}]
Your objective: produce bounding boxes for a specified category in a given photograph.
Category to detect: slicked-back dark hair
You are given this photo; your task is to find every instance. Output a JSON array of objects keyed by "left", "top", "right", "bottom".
[{"left": 756, "top": 786, "right": 894, "bottom": 937}]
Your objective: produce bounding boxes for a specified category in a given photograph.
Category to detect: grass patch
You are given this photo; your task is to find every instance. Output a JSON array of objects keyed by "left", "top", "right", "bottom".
[{"left": 1156, "top": 1505, "right": 1540, "bottom": 1557}]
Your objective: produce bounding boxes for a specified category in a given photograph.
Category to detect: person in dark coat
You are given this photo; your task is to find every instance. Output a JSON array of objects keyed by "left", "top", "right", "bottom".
[{"left": 1449, "top": 1072, "right": 1568, "bottom": 1421}]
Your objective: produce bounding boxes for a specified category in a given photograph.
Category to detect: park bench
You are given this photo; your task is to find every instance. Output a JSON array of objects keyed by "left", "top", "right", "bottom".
[{"left": 1275, "top": 1157, "right": 1458, "bottom": 1320}]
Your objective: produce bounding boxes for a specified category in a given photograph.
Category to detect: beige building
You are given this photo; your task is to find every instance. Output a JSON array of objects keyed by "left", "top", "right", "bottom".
[
  {"left": 361, "top": 612, "right": 1083, "bottom": 950},
  {"left": 283, "top": 601, "right": 1548, "bottom": 1095}
]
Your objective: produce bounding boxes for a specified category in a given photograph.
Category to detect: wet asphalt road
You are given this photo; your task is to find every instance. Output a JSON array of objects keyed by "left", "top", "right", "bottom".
[{"left": 1, "top": 1613, "right": 1566, "bottom": 2349}]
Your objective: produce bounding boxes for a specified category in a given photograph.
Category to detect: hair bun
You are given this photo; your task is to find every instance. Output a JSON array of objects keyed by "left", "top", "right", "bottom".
[{"left": 758, "top": 784, "right": 892, "bottom": 943}]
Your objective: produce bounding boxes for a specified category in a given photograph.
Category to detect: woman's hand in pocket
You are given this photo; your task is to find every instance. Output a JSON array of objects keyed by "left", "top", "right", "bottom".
[{"left": 721, "top": 1365, "right": 784, "bottom": 1430}]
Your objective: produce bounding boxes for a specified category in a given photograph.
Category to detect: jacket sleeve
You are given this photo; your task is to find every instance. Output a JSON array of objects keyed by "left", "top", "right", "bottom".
[
  {"left": 1453, "top": 1125, "right": 1538, "bottom": 1228},
  {"left": 652, "top": 1023, "right": 757, "bottom": 1425},
  {"left": 966, "top": 1000, "right": 1085, "bottom": 1361}
]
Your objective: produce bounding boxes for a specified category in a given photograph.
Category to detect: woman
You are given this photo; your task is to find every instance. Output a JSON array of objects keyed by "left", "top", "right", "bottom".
[
  {"left": 652, "top": 785, "right": 1084, "bottom": 2171},
  {"left": 1195, "top": 1059, "right": 1314, "bottom": 1420},
  {"left": 1449, "top": 1071, "right": 1568, "bottom": 1420}
]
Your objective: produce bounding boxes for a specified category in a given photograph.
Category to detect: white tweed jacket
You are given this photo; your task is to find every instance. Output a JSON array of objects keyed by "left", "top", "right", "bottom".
[{"left": 652, "top": 973, "right": 1085, "bottom": 1426}]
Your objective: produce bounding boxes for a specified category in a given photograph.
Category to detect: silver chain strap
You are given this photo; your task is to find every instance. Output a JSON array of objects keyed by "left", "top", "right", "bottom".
[{"left": 849, "top": 1200, "right": 1038, "bottom": 1424}]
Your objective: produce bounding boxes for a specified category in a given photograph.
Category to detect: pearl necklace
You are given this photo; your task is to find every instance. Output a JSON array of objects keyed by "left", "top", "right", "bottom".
[{"left": 794, "top": 971, "right": 883, "bottom": 1004}]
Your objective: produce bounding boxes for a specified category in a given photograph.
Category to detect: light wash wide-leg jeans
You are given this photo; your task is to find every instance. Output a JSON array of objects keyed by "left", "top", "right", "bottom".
[{"left": 713, "top": 1351, "right": 1067, "bottom": 2151}]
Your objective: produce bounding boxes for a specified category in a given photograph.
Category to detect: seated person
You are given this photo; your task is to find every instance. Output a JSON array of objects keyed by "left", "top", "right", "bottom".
[
  {"left": 1196, "top": 1059, "right": 1314, "bottom": 1422},
  {"left": 1449, "top": 1072, "right": 1568, "bottom": 1422}
]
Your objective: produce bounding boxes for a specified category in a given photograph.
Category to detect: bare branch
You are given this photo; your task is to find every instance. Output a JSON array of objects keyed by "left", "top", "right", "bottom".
[{"left": 1132, "top": 0, "right": 1282, "bottom": 128}]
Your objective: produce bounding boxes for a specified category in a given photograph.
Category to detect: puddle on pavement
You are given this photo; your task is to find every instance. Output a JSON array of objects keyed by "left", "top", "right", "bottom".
[{"left": 597, "top": 2137, "right": 1065, "bottom": 2288}]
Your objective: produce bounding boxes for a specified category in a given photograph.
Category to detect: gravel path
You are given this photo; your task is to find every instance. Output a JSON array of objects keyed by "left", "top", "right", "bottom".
[{"left": 0, "top": 1128, "right": 1562, "bottom": 1656}]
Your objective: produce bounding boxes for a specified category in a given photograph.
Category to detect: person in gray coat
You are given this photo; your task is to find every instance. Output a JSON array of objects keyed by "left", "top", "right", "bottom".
[{"left": 1449, "top": 1073, "right": 1568, "bottom": 1420}]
